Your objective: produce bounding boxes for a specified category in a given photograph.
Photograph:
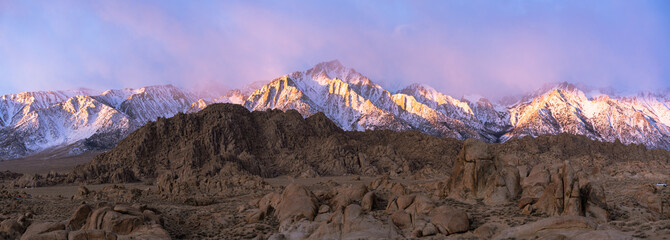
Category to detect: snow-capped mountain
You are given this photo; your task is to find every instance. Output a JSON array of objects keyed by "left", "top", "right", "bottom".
[
  {"left": 503, "top": 82, "right": 670, "bottom": 149},
  {"left": 243, "top": 61, "right": 670, "bottom": 150},
  {"left": 3, "top": 60, "right": 670, "bottom": 161},
  {"left": 0, "top": 85, "right": 202, "bottom": 160},
  {"left": 244, "top": 60, "right": 496, "bottom": 140}
]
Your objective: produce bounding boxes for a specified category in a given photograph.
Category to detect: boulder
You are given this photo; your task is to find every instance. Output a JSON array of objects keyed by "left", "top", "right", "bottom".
[
  {"left": 473, "top": 222, "right": 507, "bottom": 239},
  {"left": 20, "top": 222, "right": 67, "bottom": 240},
  {"left": 67, "top": 229, "right": 117, "bottom": 240},
  {"left": 407, "top": 194, "right": 435, "bottom": 216},
  {"left": 430, "top": 207, "right": 469, "bottom": 235},
  {"left": 311, "top": 204, "right": 400, "bottom": 239},
  {"left": 318, "top": 205, "right": 330, "bottom": 214},
  {"left": 493, "top": 216, "right": 629, "bottom": 240},
  {"left": 391, "top": 183, "right": 407, "bottom": 196},
  {"left": 18, "top": 204, "right": 169, "bottom": 240},
  {"left": 1, "top": 218, "right": 28, "bottom": 240},
  {"left": 77, "top": 186, "right": 90, "bottom": 198},
  {"left": 343, "top": 204, "right": 363, "bottom": 222},
  {"left": 83, "top": 207, "right": 142, "bottom": 235},
  {"left": 360, "top": 192, "right": 375, "bottom": 212},
  {"left": 385, "top": 198, "right": 399, "bottom": 213},
  {"left": 258, "top": 192, "right": 281, "bottom": 215},
  {"left": 421, "top": 223, "right": 437, "bottom": 237},
  {"left": 396, "top": 195, "right": 415, "bottom": 210},
  {"left": 66, "top": 204, "right": 92, "bottom": 230},
  {"left": 391, "top": 211, "right": 412, "bottom": 229},
  {"left": 245, "top": 210, "right": 265, "bottom": 224},
  {"left": 329, "top": 184, "right": 368, "bottom": 210},
  {"left": 276, "top": 184, "right": 318, "bottom": 224},
  {"left": 572, "top": 230, "right": 633, "bottom": 240}
]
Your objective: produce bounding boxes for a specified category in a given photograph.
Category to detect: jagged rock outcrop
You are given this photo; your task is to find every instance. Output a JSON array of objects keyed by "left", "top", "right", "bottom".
[
  {"left": 445, "top": 139, "right": 520, "bottom": 205},
  {"left": 0, "top": 214, "right": 30, "bottom": 240},
  {"left": 247, "top": 181, "right": 473, "bottom": 239},
  {"left": 635, "top": 183, "right": 670, "bottom": 217},
  {"left": 494, "top": 133, "right": 670, "bottom": 180},
  {"left": 71, "top": 185, "right": 145, "bottom": 203},
  {"left": 517, "top": 161, "right": 609, "bottom": 220},
  {"left": 248, "top": 183, "right": 401, "bottom": 239},
  {"left": 0, "top": 171, "right": 22, "bottom": 182},
  {"left": 14, "top": 203, "right": 169, "bottom": 240}
]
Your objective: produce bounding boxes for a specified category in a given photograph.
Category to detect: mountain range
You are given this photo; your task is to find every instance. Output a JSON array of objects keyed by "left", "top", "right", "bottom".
[{"left": 2, "top": 60, "right": 670, "bottom": 161}]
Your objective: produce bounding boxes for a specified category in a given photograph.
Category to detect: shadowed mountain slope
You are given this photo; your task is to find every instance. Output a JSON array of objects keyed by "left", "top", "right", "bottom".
[{"left": 69, "top": 103, "right": 463, "bottom": 184}]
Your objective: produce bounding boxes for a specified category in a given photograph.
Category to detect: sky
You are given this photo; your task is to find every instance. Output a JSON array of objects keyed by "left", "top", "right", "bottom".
[{"left": 1, "top": 0, "right": 669, "bottom": 98}]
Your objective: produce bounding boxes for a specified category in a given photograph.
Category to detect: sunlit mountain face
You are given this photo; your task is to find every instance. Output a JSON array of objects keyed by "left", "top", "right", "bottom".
[{"left": 2, "top": 61, "right": 670, "bottom": 161}]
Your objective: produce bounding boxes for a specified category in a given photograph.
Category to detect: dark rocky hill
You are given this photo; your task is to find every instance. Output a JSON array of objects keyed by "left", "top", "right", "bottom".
[{"left": 67, "top": 104, "right": 462, "bottom": 193}]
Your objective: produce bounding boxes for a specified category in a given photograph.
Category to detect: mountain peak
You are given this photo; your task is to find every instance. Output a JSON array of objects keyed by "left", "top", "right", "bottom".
[
  {"left": 138, "top": 84, "right": 179, "bottom": 91},
  {"left": 401, "top": 83, "right": 437, "bottom": 92},
  {"left": 301, "top": 60, "right": 378, "bottom": 88},
  {"left": 308, "top": 60, "right": 349, "bottom": 77},
  {"left": 538, "top": 81, "right": 581, "bottom": 93},
  {"left": 313, "top": 60, "right": 344, "bottom": 70}
]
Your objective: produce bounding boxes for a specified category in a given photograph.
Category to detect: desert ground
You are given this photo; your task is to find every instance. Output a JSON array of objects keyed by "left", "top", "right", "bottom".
[{"left": 2, "top": 165, "right": 670, "bottom": 239}]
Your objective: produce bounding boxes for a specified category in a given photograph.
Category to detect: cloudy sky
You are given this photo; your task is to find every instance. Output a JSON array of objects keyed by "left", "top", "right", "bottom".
[{"left": 1, "top": 0, "right": 669, "bottom": 98}]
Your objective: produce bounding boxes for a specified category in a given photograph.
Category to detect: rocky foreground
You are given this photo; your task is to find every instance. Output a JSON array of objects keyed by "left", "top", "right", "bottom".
[{"left": 2, "top": 104, "right": 670, "bottom": 239}]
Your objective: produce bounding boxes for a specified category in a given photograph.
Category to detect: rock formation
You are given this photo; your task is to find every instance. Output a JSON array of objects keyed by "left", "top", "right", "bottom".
[
  {"left": 11, "top": 203, "right": 169, "bottom": 240},
  {"left": 445, "top": 138, "right": 521, "bottom": 205},
  {"left": 635, "top": 183, "right": 670, "bottom": 217},
  {"left": 493, "top": 216, "right": 630, "bottom": 240},
  {"left": 66, "top": 104, "right": 462, "bottom": 195},
  {"left": 518, "top": 161, "right": 609, "bottom": 221},
  {"left": 246, "top": 179, "right": 476, "bottom": 239}
]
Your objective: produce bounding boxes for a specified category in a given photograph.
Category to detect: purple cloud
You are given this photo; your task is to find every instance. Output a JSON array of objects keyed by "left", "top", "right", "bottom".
[{"left": 1, "top": 0, "right": 669, "bottom": 98}]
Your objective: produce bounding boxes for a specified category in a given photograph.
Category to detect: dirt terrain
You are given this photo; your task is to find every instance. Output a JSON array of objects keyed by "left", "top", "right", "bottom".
[
  {"left": 2, "top": 174, "right": 669, "bottom": 239},
  {"left": 0, "top": 151, "right": 99, "bottom": 175},
  {"left": 1, "top": 104, "right": 670, "bottom": 239}
]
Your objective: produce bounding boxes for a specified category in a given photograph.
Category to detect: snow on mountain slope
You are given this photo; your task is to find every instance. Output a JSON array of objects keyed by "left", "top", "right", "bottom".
[
  {"left": 0, "top": 89, "right": 95, "bottom": 128},
  {"left": 93, "top": 89, "right": 137, "bottom": 110},
  {"left": 215, "top": 89, "right": 246, "bottom": 105},
  {"left": 245, "top": 60, "right": 499, "bottom": 139},
  {"left": 117, "top": 85, "right": 198, "bottom": 123},
  {"left": 244, "top": 64, "right": 411, "bottom": 132},
  {"left": 246, "top": 61, "right": 411, "bottom": 132},
  {"left": 501, "top": 83, "right": 670, "bottom": 149},
  {"left": 244, "top": 76, "right": 316, "bottom": 116},
  {"left": 0, "top": 95, "right": 130, "bottom": 159},
  {"left": 0, "top": 85, "right": 201, "bottom": 160},
  {"left": 398, "top": 84, "right": 511, "bottom": 137}
]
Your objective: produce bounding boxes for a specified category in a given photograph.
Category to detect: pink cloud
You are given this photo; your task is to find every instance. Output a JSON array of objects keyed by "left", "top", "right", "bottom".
[{"left": 1, "top": 1, "right": 667, "bottom": 98}]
